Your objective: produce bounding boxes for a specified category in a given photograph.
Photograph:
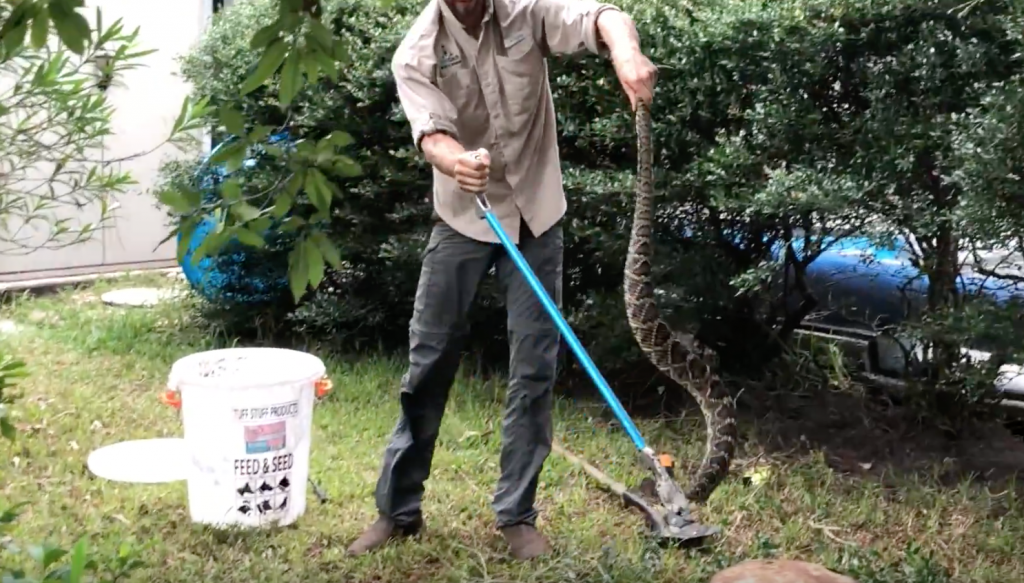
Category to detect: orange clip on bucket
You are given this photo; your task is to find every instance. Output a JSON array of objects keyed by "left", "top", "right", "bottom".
[
  {"left": 315, "top": 376, "right": 333, "bottom": 399},
  {"left": 160, "top": 389, "right": 182, "bottom": 410}
]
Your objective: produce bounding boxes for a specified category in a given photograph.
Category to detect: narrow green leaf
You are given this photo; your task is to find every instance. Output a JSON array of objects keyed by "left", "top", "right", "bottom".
[
  {"left": 248, "top": 125, "right": 273, "bottom": 143},
  {"left": 175, "top": 228, "right": 192, "bottom": 263},
  {"left": 171, "top": 97, "right": 192, "bottom": 135},
  {"left": 280, "top": 216, "right": 307, "bottom": 232},
  {"left": 221, "top": 180, "right": 242, "bottom": 202},
  {"left": 294, "top": 140, "right": 316, "bottom": 158},
  {"left": 304, "top": 168, "right": 331, "bottom": 213},
  {"left": 0, "top": 416, "right": 16, "bottom": 441},
  {"left": 208, "top": 140, "right": 246, "bottom": 165},
  {"left": 69, "top": 538, "right": 88, "bottom": 583},
  {"left": 273, "top": 171, "right": 303, "bottom": 218},
  {"left": 304, "top": 237, "right": 325, "bottom": 288},
  {"left": 278, "top": 45, "right": 303, "bottom": 107},
  {"left": 332, "top": 155, "right": 362, "bottom": 177},
  {"left": 43, "top": 546, "right": 68, "bottom": 569},
  {"left": 313, "top": 232, "right": 342, "bottom": 269},
  {"left": 250, "top": 217, "right": 273, "bottom": 232},
  {"left": 192, "top": 229, "right": 230, "bottom": 264},
  {"left": 28, "top": 543, "right": 67, "bottom": 568},
  {"left": 172, "top": 216, "right": 198, "bottom": 260},
  {"left": 0, "top": 0, "right": 32, "bottom": 52},
  {"left": 325, "top": 131, "right": 354, "bottom": 148},
  {"left": 287, "top": 244, "right": 309, "bottom": 302},
  {"left": 182, "top": 186, "right": 202, "bottom": 208},
  {"left": 3, "top": 22, "right": 28, "bottom": 54},
  {"left": 225, "top": 150, "right": 248, "bottom": 173},
  {"left": 285, "top": 170, "right": 304, "bottom": 196},
  {"left": 219, "top": 105, "right": 245, "bottom": 137},
  {"left": 233, "top": 226, "right": 266, "bottom": 248},
  {"left": 156, "top": 189, "right": 193, "bottom": 213},
  {"left": 308, "top": 18, "right": 334, "bottom": 49},
  {"left": 30, "top": 8, "right": 50, "bottom": 49},
  {"left": 50, "top": 6, "right": 89, "bottom": 54},
  {"left": 249, "top": 21, "right": 281, "bottom": 50},
  {"left": 210, "top": 141, "right": 249, "bottom": 173},
  {"left": 302, "top": 50, "right": 320, "bottom": 85},
  {"left": 0, "top": 0, "right": 29, "bottom": 32},
  {"left": 0, "top": 502, "right": 29, "bottom": 525},
  {"left": 279, "top": 0, "right": 304, "bottom": 18},
  {"left": 239, "top": 38, "right": 288, "bottom": 96},
  {"left": 230, "top": 201, "right": 262, "bottom": 222},
  {"left": 312, "top": 49, "right": 338, "bottom": 81},
  {"left": 331, "top": 38, "right": 349, "bottom": 62},
  {"left": 272, "top": 192, "right": 295, "bottom": 219},
  {"left": 122, "top": 48, "right": 158, "bottom": 60}
]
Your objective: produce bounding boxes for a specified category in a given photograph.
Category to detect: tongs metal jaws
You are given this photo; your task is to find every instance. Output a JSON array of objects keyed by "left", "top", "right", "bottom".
[
  {"left": 552, "top": 442, "right": 719, "bottom": 547},
  {"left": 630, "top": 447, "right": 721, "bottom": 544}
]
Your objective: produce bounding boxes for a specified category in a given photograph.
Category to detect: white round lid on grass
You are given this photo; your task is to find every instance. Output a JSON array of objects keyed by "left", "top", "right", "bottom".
[
  {"left": 100, "top": 287, "right": 182, "bottom": 308},
  {"left": 86, "top": 438, "right": 189, "bottom": 484}
]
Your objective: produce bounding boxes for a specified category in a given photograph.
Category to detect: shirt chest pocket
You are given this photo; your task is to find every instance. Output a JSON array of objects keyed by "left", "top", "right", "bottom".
[
  {"left": 436, "top": 66, "right": 486, "bottom": 130},
  {"left": 495, "top": 34, "right": 544, "bottom": 117}
]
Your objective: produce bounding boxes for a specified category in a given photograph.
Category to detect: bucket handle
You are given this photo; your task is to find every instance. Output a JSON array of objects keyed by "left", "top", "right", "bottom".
[
  {"left": 160, "top": 389, "right": 182, "bottom": 410},
  {"left": 315, "top": 376, "right": 333, "bottom": 399},
  {"left": 160, "top": 375, "right": 333, "bottom": 409}
]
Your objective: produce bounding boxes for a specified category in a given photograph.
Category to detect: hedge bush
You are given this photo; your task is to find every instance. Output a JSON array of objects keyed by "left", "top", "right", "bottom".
[{"left": 166, "top": 0, "right": 1024, "bottom": 393}]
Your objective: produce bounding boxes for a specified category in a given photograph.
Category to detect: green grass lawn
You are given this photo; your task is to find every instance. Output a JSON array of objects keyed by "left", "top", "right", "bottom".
[{"left": 2, "top": 273, "right": 1024, "bottom": 582}]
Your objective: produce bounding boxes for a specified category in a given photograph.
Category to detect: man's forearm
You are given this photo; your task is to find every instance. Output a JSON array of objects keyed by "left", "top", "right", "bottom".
[
  {"left": 421, "top": 132, "right": 466, "bottom": 178},
  {"left": 596, "top": 9, "right": 641, "bottom": 60}
]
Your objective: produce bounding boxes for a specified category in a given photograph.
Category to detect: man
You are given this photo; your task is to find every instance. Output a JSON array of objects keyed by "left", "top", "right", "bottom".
[{"left": 347, "top": 0, "right": 657, "bottom": 561}]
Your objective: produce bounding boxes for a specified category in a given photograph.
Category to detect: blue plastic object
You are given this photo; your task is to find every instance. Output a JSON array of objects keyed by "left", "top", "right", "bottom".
[
  {"left": 768, "top": 234, "right": 1024, "bottom": 334},
  {"left": 176, "top": 133, "right": 292, "bottom": 304},
  {"left": 475, "top": 194, "right": 648, "bottom": 451}
]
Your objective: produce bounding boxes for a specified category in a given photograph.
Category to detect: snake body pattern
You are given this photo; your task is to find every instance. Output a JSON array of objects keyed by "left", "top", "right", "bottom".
[{"left": 623, "top": 103, "right": 738, "bottom": 503}]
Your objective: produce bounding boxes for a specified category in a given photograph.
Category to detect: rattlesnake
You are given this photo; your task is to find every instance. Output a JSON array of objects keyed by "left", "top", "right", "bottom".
[{"left": 623, "top": 102, "right": 737, "bottom": 503}]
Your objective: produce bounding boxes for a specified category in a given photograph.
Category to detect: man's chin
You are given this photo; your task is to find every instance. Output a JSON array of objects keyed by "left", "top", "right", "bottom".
[{"left": 448, "top": 0, "right": 480, "bottom": 17}]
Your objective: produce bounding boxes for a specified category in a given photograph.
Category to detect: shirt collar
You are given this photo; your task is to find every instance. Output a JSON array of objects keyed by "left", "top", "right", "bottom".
[{"left": 437, "top": 0, "right": 494, "bottom": 31}]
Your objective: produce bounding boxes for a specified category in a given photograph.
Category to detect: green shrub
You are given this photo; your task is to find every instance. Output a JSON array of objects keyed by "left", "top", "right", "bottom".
[{"left": 166, "top": 0, "right": 1024, "bottom": 397}]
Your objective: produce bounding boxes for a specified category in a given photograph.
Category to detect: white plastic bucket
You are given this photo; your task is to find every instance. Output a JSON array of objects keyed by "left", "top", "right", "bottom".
[{"left": 163, "top": 347, "right": 329, "bottom": 529}]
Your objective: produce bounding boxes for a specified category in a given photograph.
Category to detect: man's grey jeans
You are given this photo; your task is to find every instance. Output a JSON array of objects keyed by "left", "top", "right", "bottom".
[{"left": 373, "top": 217, "right": 563, "bottom": 529}]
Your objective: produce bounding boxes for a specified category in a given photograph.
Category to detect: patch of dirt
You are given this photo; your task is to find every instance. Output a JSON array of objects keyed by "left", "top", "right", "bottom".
[
  {"left": 742, "top": 385, "right": 1024, "bottom": 489},
  {"left": 558, "top": 361, "right": 1024, "bottom": 491}
]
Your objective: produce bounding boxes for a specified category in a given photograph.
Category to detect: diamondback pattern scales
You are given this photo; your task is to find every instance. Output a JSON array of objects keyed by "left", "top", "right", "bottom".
[{"left": 624, "top": 103, "right": 737, "bottom": 503}]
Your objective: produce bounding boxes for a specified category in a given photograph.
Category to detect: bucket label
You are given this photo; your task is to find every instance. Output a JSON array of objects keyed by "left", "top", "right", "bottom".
[
  {"left": 233, "top": 467, "right": 292, "bottom": 518},
  {"left": 244, "top": 421, "right": 286, "bottom": 454},
  {"left": 233, "top": 400, "right": 300, "bottom": 422},
  {"left": 231, "top": 398, "right": 301, "bottom": 522}
]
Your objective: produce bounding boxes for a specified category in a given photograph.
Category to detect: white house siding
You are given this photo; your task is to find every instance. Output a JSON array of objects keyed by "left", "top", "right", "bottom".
[{"left": 0, "top": 0, "right": 213, "bottom": 282}]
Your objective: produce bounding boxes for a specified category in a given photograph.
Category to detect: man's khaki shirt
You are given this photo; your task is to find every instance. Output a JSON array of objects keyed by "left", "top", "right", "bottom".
[{"left": 391, "top": 0, "right": 621, "bottom": 244}]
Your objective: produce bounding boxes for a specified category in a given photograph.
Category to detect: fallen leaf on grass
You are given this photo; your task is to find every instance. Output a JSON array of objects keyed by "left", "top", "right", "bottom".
[
  {"left": 458, "top": 429, "right": 492, "bottom": 443},
  {"left": 742, "top": 465, "right": 772, "bottom": 486}
]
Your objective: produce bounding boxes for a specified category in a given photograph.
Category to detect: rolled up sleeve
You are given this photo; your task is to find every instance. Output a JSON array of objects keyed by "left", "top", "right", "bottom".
[
  {"left": 528, "top": 0, "right": 622, "bottom": 56},
  {"left": 390, "top": 36, "right": 460, "bottom": 151}
]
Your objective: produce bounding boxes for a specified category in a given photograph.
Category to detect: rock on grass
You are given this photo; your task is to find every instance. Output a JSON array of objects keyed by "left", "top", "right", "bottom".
[{"left": 710, "top": 560, "right": 858, "bottom": 583}]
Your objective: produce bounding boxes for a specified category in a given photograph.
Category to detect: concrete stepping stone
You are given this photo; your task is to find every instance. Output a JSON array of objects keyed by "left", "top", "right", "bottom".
[
  {"left": 100, "top": 287, "right": 185, "bottom": 308},
  {"left": 710, "top": 560, "right": 858, "bottom": 583}
]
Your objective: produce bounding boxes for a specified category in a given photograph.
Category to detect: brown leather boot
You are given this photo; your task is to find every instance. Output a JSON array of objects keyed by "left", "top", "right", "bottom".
[
  {"left": 346, "top": 516, "right": 422, "bottom": 556},
  {"left": 499, "top": 524, "right": 551, "bottom": 561}
]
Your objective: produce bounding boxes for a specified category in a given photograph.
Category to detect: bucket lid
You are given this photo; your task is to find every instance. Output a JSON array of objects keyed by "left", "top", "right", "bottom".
[
  {"left": 101, "top": 287, "right": 183, "bottom": 308},
  {"left": 167, "top": 347, "right": 326, "bottom": 392},
  {"left": 87, "top": 438, "right": 189, "bottom": 483}
]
